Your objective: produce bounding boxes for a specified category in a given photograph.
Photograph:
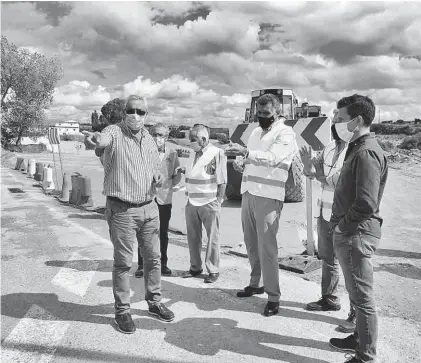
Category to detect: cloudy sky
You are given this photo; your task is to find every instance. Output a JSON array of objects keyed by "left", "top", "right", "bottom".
[{"left": 1, "top": 1, "right": 421, "bottom": 127}]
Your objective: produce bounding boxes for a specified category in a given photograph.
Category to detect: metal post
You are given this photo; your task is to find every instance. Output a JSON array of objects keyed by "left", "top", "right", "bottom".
[
  {"left": 57, "top": 143, "right": 65, "bottom": 189},
  {"left": 306, "top": 147, "right": 315, "bottom": 256},
  {"left": 51, "top": 145, "right": 60, "bottom": 191}
]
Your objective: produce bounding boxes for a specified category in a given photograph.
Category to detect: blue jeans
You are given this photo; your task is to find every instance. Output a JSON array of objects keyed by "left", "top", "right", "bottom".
[
  {"left": 105, "top": 197, "right": 161, "bottom": 315},
  {"left": 334, "top": 230, "right": 380, "bottom": 362}
]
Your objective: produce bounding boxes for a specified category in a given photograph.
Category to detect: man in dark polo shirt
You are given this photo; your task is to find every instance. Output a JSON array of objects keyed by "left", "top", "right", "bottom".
[
  {"left": 83, "top": 95, "right": 175, "bottom": 334},
  {"left": 327, "top": 95, "right": 388, "bottom": 363}
]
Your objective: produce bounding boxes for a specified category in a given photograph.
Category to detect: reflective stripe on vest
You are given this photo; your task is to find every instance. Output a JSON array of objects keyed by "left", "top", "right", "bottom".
[
  {"left": 242, "top": 175, "right": 286, "bottom": 188},
  {"left": 186, "top": 144, "right": 220, "bottom": 206}
]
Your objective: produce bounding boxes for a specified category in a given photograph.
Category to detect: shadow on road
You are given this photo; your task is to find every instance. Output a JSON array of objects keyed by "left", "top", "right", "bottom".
[
  {"left": 45, "top": 259, "right": 113, "bottom": 272},
  {"left": 374, "top": 263, "right": 421, "bottom": 280},
  {"left": 376, "top": 248, "right": 421, "bottom": 260},
  {"left": 135, "top": 316, "right": 333, "bottom": 363},
  {"left": 1, "top": 292, "right": 333, "bottom": 363}
]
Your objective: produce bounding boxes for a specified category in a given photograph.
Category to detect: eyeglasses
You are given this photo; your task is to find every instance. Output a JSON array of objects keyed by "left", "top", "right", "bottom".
[{"left": 126, "top": 108, "right": 147, "bottom": 116}]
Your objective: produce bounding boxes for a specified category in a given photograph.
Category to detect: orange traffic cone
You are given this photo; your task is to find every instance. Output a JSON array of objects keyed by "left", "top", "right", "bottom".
[{"left": 27, "top": 159, "right": 36, "bottom": 178}]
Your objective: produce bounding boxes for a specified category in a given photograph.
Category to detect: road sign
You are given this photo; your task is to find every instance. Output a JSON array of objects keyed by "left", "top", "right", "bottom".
[{"left": 230, "top": 116, "right": 331, "bottom": 151}]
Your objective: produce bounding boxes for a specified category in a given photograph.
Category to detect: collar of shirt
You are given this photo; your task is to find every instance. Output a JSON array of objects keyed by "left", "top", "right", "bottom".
[
  {"left": 120, "top": 122, "right": 146, "bottom": 141},
  {"left": 349, "top": 133, "right": 371, "bottom": 148},
  {"left": 261, "top": 117, "right": 285, "bottom": 135}
]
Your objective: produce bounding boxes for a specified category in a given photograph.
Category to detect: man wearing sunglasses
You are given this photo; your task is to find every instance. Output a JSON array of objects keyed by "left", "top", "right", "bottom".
[
  {"left": 83, "top": 95, "right": 175, "bottom": 334},
  {"left": 300, "top": 109, "right": 356, "bottom": 334}
]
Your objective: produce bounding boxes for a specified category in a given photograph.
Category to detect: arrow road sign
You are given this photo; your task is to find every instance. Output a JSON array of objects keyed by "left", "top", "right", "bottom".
[{"left": 230, "top": 117, "right": 331, "bottom": 151}]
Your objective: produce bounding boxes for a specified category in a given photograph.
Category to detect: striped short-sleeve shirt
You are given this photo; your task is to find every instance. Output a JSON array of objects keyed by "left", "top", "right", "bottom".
[{"left": 101, "top": 123, "right": 161, "bottom": 203}]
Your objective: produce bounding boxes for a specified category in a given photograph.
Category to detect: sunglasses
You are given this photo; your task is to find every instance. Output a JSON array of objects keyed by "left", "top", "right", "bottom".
[{"left": 126, "top": 108, "right": 147, "bottom": 116}]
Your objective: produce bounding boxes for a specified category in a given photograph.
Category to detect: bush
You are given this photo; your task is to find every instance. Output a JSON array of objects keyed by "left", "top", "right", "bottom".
[
  {"left": 216, "top": 133, "right": 230, "bottom": 144},
  {"left": 60, "top": 134, "right": 85, "bottom": 142},
  {"left": 370, "top": 124, "right": 421, "bottom": 136},
  {"left": 209, "top": 127, "right": 229, "bottom": 140},
  {"left": 169, "top": 130, "right": 186, "bottom": 139},
  {"left": 395, "top": 119, "right": 405, "bottom": 124},
  {"left": 377, "top": 140, "right": 395, "bottom": 152},
  {"left": 398, "top": 133, "right": 421, "bottom": 150}
]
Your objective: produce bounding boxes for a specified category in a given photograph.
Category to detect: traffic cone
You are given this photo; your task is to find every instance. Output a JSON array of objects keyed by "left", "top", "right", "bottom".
[
  {"left": 34, "top": 163, "right": 45, "bottom": 182},
  {"left": 27, "top": 159, "right": 36, "bottom": 178},
  {"left": 79, "top": 176, "right": 93, "bottom": 207},
  {"left": 20, "top": 159, "right": 28, "bottom": 173},
  {"left": 42, "top": 166, "right": 55, "bottom": 191},
  {"left": 69, "top": 172, "right": 83, "bottom": 205},
  {"left": 15, "top": 157, "right": 24, "bottom": 170},
  {"left": 57, "top": 173, "right": 71, "bottom": 202}
]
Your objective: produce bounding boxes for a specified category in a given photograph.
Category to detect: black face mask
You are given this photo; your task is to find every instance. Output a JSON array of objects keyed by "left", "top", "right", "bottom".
[
  {"left": 257, "top": 115, "right": 275, "bottom": 130},
  {"left": 331, "top": 124, "right": 341, "bottom": 141}
]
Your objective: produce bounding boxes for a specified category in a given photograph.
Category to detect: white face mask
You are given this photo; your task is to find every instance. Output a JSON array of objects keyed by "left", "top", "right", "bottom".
[
  {"left": 154, "top": 136, "right": 166, "bottom": 150},
  {"left": 190, "top": 141, "right": 202, "bottom": 152},
  {"left": 333, "top": 116, "right": 361, "bottom": 143},
  {"left": 125, "top": 114, "right": 145, "bottom": 130}
]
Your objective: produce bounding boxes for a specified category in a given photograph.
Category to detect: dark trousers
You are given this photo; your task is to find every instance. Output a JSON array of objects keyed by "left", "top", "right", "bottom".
[{"left": 138, "top": 202, "right": 172, "bottom": 267}]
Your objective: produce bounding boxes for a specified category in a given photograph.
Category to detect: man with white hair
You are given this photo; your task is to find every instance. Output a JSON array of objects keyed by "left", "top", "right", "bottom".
[
  {"left": 83, "top": 95, "right": 175, "bottom": 334},
  {"left": 183, "top": 124, "right": 227, "bottom": 283},
  {"left": 135, "top": 123, "right": 185, "bottom": 278}
]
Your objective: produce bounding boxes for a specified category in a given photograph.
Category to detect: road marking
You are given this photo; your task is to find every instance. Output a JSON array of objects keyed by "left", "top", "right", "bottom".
[
  {"left": 1, "top": 304, "right": 70, "bottom": 363},
  {"left": 51, "top": 252, "right": 99, "bottom": 297}
]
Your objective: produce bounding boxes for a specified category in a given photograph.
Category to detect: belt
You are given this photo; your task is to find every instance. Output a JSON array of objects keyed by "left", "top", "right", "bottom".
[{"left": 108, "top": 196, "right": 152, "bottom": 208}]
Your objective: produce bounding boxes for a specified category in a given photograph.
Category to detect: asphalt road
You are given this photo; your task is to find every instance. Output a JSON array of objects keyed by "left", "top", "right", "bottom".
[{"left": 1, "top": 147, "right": 421, "bottom": 362}]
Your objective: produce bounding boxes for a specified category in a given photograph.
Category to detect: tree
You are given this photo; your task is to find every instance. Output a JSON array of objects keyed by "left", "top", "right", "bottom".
[
  {"left": 91, "top": 110, "right": 99, "bottom": 125},
  {"left": 100, "top": 98, "right": 126, "bottom": 125},
  {"left": 1, "top": 35, "right": 63, "bottom": 146}
]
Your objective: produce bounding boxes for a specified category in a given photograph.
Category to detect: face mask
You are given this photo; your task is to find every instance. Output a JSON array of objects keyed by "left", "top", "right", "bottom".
[
  {"left": 154, "top": 136, "right": 166, "bottom": 150},
  {"left": 333, "top": 116, "right": 361, "bottom": 143},
  {"left": 190, "top": 141, "right": 202, "bottom": 152},
  {"left": 257, "top": 115, "right": 275, "bottom": 130},
  {"left": 125, "top": 114, "right": 144, "bottom": 130}
]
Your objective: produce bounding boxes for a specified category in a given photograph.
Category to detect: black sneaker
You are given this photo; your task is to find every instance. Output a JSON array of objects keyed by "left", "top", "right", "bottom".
[
  {"left": 306, "top": 296, "right": 341, "bottom": 311},
  {"left": 329, "top": 334, "right": 358, "bottom": 352},
  {"left": 115, "top": 313, "right": 136, "bottom": 334},
  {"left": 338, "top": 309, "right": 356, "bottom": 333},
  {"left": 148, "top": 302, "right": 175, "bottom": 322},
  {"left": 161, "top": 265, "right": 172, "bottom": 276},
  {"left": 204, "top": 272, "right": 219, "bottom": 283},
  {"left": 237, "top": 286, "right": 265, "bottom": 298},
  {"left": 264, "top": 301, "right": 279, "bottom": 317},
  {"left": 135, "top": 267, "right": 144, "bottom": 278}
]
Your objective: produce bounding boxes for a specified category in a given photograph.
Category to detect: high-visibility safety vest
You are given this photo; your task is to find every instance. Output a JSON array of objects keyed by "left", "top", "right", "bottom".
[
  {"left": 317, "top": 140, "right": 347, "bottom": 221},
  {"left": 241, "top": 121, "right": 298, "bottom": 202},
  {"left": 186, "top": 143, "right": 221, "bottom": 206}
]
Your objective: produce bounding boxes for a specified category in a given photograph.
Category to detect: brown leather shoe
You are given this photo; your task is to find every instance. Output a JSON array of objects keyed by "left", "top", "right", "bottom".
[
  {"left": 237, "top": 286, "right": 265, "bottom": 298},
  {"left": 204, "top": 273, "right": 219, "bottom": 283}
]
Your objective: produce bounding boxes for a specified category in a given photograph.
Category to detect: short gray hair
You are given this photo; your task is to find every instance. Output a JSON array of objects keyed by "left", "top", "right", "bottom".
[
  {"left": 190, "top": 124, "right": 209, "bottom": 141},
  {"left": 151, "top": 123, "right": 169, "bottom": 136},
  {"left": 125, "top": 95, "right": 148, "bottom": 110}
]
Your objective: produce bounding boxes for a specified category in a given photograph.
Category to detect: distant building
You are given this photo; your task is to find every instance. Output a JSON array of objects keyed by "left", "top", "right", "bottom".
[{"left": 54, "top": 120, "right": 80, "bottom": 135}]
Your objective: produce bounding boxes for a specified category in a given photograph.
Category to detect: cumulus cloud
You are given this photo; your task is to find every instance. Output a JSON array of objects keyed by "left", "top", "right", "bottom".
[{"left": 1, "top": 0, "right": 421, "bottom": 125}]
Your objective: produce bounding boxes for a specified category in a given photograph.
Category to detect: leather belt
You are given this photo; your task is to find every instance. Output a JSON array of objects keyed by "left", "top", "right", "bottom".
[{"left": 108, "top": 196, "right": 152, "bottom": 208}]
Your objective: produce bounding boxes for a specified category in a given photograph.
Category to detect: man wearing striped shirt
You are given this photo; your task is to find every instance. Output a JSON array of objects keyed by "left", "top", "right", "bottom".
[{"left": 83, "top": 95, "right": 175, "bottom": 334}]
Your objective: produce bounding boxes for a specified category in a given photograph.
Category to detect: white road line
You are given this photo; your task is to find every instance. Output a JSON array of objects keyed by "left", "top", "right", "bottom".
[
  {"left": 51, "top": 252, "right": 99, "bottom": 297},
  {"left": 1, "top": 304, "right": 70, "bottom": 363}
]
